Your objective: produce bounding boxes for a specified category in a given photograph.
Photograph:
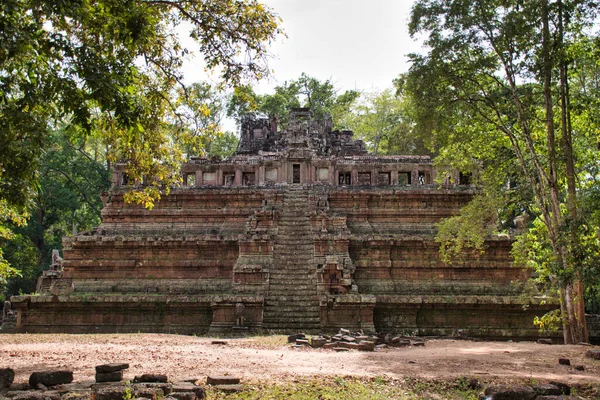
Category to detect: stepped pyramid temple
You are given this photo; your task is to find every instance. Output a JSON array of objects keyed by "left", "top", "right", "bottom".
[{"left": 11, "top": 108, "right": 554, "bottom": 337}]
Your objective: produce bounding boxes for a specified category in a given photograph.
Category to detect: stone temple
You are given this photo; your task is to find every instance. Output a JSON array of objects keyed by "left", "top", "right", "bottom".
[{"left": 11, "top": 108, "right": 553, "bottom": 337}]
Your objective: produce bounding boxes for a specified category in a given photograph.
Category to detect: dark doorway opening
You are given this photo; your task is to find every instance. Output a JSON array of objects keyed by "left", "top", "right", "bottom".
[{"left": 293, "top": 164, "right": 301, "bottom": 183}]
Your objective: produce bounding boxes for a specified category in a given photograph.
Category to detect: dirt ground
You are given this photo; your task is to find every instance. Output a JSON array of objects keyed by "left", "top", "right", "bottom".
[{"left": 1, "top": 334, "right": 599, "bottom": 386}]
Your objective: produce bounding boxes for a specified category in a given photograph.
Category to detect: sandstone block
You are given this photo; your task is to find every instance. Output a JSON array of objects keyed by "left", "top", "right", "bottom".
[
  {"left": 341, "top": 335, "right": 356, "bottom": 342},
  {"left": 573, "top": 365, "right": 585, "bottom": 371},
  {"left": 333, "top": 348, "right": 349, "bottom": 352},
  {"left": 133, "top": 374, "right": 168, "bottom": 383},
  {"left": 548, "top": 381, "right": 571, "bottom": 395},
  {"left": 206, "top": 376, "right": 240, "bottom": 385},
  {"left": 533, "top": 384, "right": 562, "bottom": 396},
  {"left": 95, "top": 371, "right": 123, "bottom": 383},
  {"left": 168, "top": 392, "right": 196, "bottom": 400},
  {"left": 537, "top": 338, "right": 553, "bottom": 345},
  {"left": 558, "top": 358, "right": 570, "bottom": 366},
  {"left": 287, "top": 333, "right": 305, "bottom": 343},
  {"left": 413, "top": 341, "right": 425, "bottom": 347},
  {"left": 93, "top": 387, "right": 127, "bottom": 400},
  {"left": 95, "top": 363, "right": 129, "bottom": 373},
  {"left": 310, "top": 337, "right": 327, "bottom": 348},
  {"left": 29, "top": 370, "right": 73, "bottom": 388},
  {"left": 585, "top": 349, "right": 600, "bottom": 360},
  {"left": 10, "top": 391, "right": 61, "bottom": 400},
  {"left": 484, "top": 385, "right": 536, "bottom": 400},
  {"left": 295, "top": 339, "right": 309, "bottom": 346},
  {"left": 213, "top": 384, "right": 243, "bottom": 393},
  {"left": 0, "top": 367, "right": 15, "bottom": 388},
  {"left": 358, "top": 341, "right": 375, "bottom": 352}
]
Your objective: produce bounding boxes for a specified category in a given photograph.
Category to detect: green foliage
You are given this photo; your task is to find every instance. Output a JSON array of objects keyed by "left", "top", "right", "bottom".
[
  {"left": 203, "top": 376, "right": 479, "bottom": 400},
  {"left": 0, "top": 0, "right": 282, "bottom": 280},
  {"left": 533, "top": 309, "right": 563, "bottom": 334},
  {"left": 435, "top": 195, "right": 499, "bottom": 264},
  {"left": 227, "top": 73, "right": 359, "bottom": 129},
  {"left": 344, "top": 89, "right": 428, "bottom": 155}
]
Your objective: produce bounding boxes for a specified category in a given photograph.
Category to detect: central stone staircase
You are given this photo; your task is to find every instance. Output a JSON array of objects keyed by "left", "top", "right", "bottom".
[{"left": 263, "top": 185, "right": 321, "bottom": 331}]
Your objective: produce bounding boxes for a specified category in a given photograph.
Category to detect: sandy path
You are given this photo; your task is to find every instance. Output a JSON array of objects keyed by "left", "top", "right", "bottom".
[{"left": 1, "top": 334, "right": 599, "bottom": 386}]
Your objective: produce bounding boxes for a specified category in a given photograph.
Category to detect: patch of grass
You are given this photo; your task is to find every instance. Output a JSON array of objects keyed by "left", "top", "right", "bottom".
[{"left": 204, "top": 376, "right": 481, "bottom": 400}]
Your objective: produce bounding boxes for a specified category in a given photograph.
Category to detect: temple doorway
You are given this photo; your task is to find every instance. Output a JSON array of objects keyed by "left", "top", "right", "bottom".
[{"left": 292, "top": 164, "right": 301, "bottom": 183}]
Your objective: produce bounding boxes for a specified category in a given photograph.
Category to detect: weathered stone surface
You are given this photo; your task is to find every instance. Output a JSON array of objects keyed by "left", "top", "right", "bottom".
[
  {"left": 310, "top": 337, "right": 327, "bottom": 348},
  {"left": 573, "top": 365, "right": 585, "bottom": 371},
  {"left": 287, "top": 334, "right": 306, "bottom": 343},
  {"left": 92, "top": 386, "right": 127, "bottom": 400},
  {"left": 210, "top": 340, "right": 228, "bottom": 345},
  {"left": 484, "top": 385, "right": 536, "bottom": 400},
  {"left": 95, "top": 363, "right": 129, "bottom": 373},
  {"left": 391, "top": 337, "right": 411, "bottom": 347},
  {"left": 9, "top": 391, "right": 61, "bottom": 400},
  {"left": 0, "top": 367, "right": 15, "bottom": 388},
  {"left": 534, "top": 384, "right": 562, "bottom": 396},
  {"left": 29, "top": 371, "right": 73, "bottom": 388},
  {"left": 413, "top": 341, "right": 425, "bottom": 347},
  {"left": 133, "top": 374, "right": 168, "bottom": 383},
  {"left": 206, "top": 376, "right": 240, "bottom": 385},
  {"left": 168, "top": 392, "right": 196, "bottom": 400},
  {"left": 295, "top": 339, "right": 309, "bottom": 346},
  {"left": 558, "top": 358, "right": 570, "bottom": 366},
  {"left": 585, "top": 349, "right": 600, "bottom": 360},
  {"left": 213, "top": 384, "right": 243, "bottom": 393},
  {"left": 95, "top": 371, "right": 123, "bottom": 383},
  {"left": 538, "top": 338, "right": 553, "bottom": 345},
  {"left": 61, "top": 391, "right": 92, "bottom": 400},
  {"left": 358, "top": 340, "right": 375, "bottom": 351},
  {"left": 548, "top": 381, "right": 571, "bottom": 395}
]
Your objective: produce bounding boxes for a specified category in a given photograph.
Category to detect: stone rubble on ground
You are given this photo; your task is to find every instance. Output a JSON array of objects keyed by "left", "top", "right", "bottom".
[
  {"left": 0, "top": 368, "right": 207, "bottom": 400},
  {"left": 288, "top": 329, "right": 428, "bottom": 352}
]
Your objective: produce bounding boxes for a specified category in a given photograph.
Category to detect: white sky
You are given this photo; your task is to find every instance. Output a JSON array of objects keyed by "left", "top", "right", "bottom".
[{"left": 180, "top": 0, "right": 422, "bottom": 130}]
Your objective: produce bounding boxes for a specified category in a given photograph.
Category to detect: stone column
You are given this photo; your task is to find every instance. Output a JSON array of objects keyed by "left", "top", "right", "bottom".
[{"left": 195, "top": 170, "right": 202, "bottom": 186}]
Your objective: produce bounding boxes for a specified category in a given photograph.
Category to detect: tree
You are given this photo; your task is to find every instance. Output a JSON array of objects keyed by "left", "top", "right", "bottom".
[
  {"left": 227, "top": 73, "right": 359, "bottom": 129},
  {"left": 406, "top": 0, "right": 599, "bottom": 342},
  {"left": 345, "top": 89, "right": 428, "bottom": 155},
  {"left": 0, "top": 0, "right": 282, "bottom": 277}
]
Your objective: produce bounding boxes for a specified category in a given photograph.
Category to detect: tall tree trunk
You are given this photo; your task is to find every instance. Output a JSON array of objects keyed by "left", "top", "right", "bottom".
[
  {"left": 541, "top": 0, "right": 577, "bottom": 343},
  {"left": 557, "top": 0, "right": 588, "bottom": 343}
]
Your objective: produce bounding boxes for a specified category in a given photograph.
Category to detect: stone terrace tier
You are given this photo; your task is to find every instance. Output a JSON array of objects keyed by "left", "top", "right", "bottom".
[{"left": 12, "top": 185, "right": 554, "bottom": 338}]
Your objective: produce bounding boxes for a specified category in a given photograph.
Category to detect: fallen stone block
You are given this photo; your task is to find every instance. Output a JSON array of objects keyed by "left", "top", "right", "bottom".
[
  {"left": 548, "top": 381, "right": 571, "bottom": 395},
  {"left": 93, "top": 386, "right": 128, "bottom": 400},
  {"left": 29, "top": 371, "right": 73, "bottom": 388},
  {"left": 206, "top": 376, "right": 240, "bottom": 385},
  {"left": 413, "top": 341, "right": 425, "bottom": 347},
  {"left": 95, "top": 371, "right": 123, "bottom": 383},
  {"left": 558, "top": 358, "right": 570, "bottom": 366},
  {"left": 133, "top": 374, "right": 168, "bottom": 383},
  {"left": 295, "top": 339, "right": 309, "bottom": 346},
  {"left": 168, "top": 392, "right": 196, "bottom": 400},
  {"left": 210, "top": 340, "right": 228, "bottom": 345},
  {"left": 61, "top": 391, "right": 93, "bottom": 400},
  {"left": 287, "top": 333, "right": 305, "bottom": 343},
  {"left": 134, "top": 386, "right": 164, "bottom": 399},
  {"left": 585, "top": 349, "right": 600, "bottom": 360},
  {"left": 310, "top": 337, "right": 327, "bottom": 348},
  {"left": 333, "top": 348, "right": 349, "bottom": 352},
  {"left": 537, "top": 338, "right": 553, "bottom": 345},
  {"left": 0, "top": 368, "right": 15, "bottom": 388},
  {"left": 484, "top": 385, "right": 536, "bottom": 400},
  {"left": 358, "top": 341, "right": 375, "bottom": 352},
  {"left": 134, "top": 382, "right": 172, "bottom": 396},
  {"left": 391, "top": 337, "right": 411, "bottom": 347},
  {"left": 170, "top": 383, "right": 205, "bottom": 400},
  {"left": 534, "top": 384, "right": 562, "bottom": 396},
  {"left": 341, "top": 335, "right": 356, "bottom": 342},
  {"left": 573, "top": 365, "right": 585, "bottom": 371},
  {"left": 9, "top": 391, "right": 61, "bottom": 400},
  {"left": 339, "top": 328, "right": 351, "bottom": 335},
  {"left": 213, "top": 384, "right": 243, "bottom": 393},
  {"left": 323, "top": 342, "right": 338, "bottom": 350},
  {"left": 95, "top": 363, "right": 129, "bottom": 373},
  {"left": 375, "top": 344, "right": 387, "bottom": 350}
]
